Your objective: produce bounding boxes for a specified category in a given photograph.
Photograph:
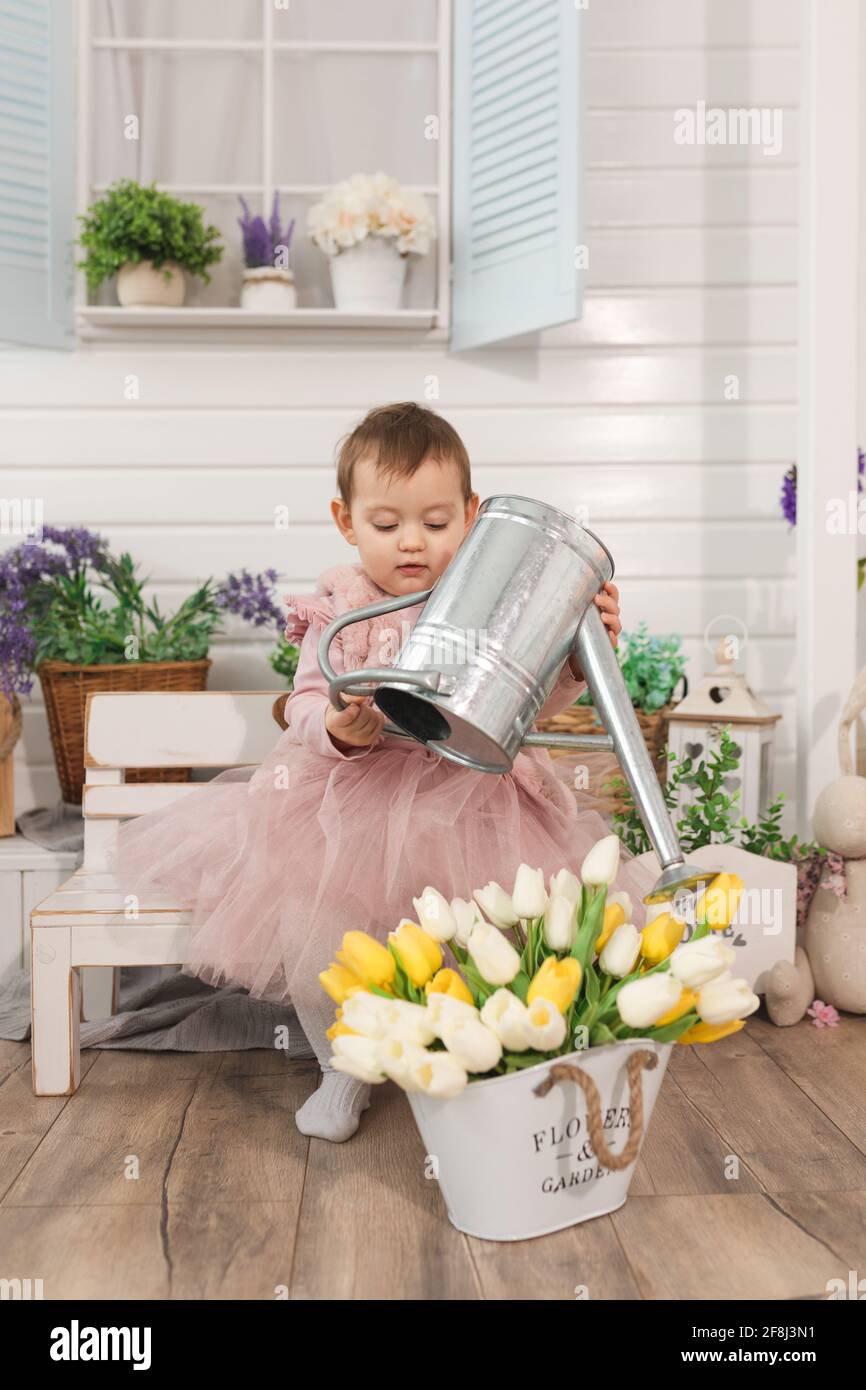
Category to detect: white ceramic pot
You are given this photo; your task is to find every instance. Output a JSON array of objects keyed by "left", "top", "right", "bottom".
[
  {"left": 116, "top": 258, "right": 185, "bottom": 308},
  {"left": 329, "top": 236, "right": 408, "bottom": 311},
  {"left": 240, "top": 266, "right": 297, "bottom": 311},
  {"left": 407, "top": 1037, "right": 672, "bottom": 1242}
]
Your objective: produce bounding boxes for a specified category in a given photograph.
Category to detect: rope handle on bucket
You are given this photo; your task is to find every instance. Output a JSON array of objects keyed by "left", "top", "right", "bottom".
[{"left": 532, "top": 1048, "right": 659, "bottom": 1172}]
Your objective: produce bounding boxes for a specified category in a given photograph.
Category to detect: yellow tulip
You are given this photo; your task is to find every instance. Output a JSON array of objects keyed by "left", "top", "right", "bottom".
[
  {"left": 425, "top": 968, "right": 474, "bottom": 1004},
  {"left": 527, "top": 956, "right": 582, "bottom": 1013},
  {"left": 335, "top": 930, "right": 396, "bottom": 989},
  {"left": 640, "top": 911, "right": 686, "bottom": 965},
  {"left": 319, "top": 962, "right": 366, "bottom": 1004},
  {"left": 389, "top": 920, "right": 443, "bottom": 987},
  {"left": 694, "top": 873, "right": 744, "bottom": 931},
  {"left": 676, "top": 1018, "right": 746, "bottom": 1045},
  {"left": 595, "top": 901, "right": 626, "bottom": 954},
  {"left": 326, "top": 1019, "right": 357, "bottom": 1041},
  {"left": 654, "top": 986, "right": 698, "bottom": 1027}
]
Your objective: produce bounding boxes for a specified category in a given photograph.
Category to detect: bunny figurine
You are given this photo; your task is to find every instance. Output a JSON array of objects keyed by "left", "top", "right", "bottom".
[{"left": 766, "top": 663, "right": 866, "bottom": 1024}]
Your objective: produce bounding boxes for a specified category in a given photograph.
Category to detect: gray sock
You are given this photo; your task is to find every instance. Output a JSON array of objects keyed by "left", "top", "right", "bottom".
[
  {"left": 287, "top": 1007, "right": 316, "bottom": 1061},
  {"left": 294, "top": 1065, "right": 372, "bottom": 1142}
]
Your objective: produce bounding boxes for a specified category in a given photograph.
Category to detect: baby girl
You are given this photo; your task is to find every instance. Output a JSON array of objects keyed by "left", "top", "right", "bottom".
[{"left": 111, "top": 401, "right": 655, "bottom": 1142}]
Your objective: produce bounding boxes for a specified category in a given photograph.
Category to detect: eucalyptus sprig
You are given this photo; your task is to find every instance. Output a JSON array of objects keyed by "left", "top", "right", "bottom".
[{"left": 609, "top": 725, "right": 822, "bottom": 865}]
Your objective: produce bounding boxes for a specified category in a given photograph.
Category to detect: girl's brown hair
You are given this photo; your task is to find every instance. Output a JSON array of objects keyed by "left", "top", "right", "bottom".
[{"left": 335, "top": 401, "right": 473, "bottom": 509}]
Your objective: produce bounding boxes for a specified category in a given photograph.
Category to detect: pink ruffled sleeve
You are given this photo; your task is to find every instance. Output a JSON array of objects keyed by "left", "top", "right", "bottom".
[
  {"left": 283, "top": 592, "right": 376, "bottom": 760},
  {"left": 534, "top": 659, "right": 587, "bottom": 722}
]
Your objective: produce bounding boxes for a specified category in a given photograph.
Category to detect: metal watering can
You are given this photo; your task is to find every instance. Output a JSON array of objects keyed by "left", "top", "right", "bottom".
[{"left": 317, "top": 494, "right": 704, "bottom": 904}]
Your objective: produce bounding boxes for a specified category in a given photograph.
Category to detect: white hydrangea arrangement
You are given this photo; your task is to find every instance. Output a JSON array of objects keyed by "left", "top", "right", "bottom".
[{"left": 307, "top": 170, "right": 436, "bottom": 258}]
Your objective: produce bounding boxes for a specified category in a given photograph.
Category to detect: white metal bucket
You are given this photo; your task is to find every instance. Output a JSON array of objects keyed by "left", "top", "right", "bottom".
[{"left": 407, "top": 1038, "right": 672, "bottom": 1242}]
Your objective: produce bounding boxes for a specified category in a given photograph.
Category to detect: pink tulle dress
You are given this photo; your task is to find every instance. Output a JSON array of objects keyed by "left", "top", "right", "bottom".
[{"left": 107, "top": 562, "right": 657, "bottom": 1049}]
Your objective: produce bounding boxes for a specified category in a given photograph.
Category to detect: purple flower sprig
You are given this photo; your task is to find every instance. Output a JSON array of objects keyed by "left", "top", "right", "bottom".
[
  {"left": 237, "top": 191, "right": 296, "bottom": 270},
  {"left": 214, "top": 568, "right": 285, "bottom": 629},
  {"left": 780, "top": 448, "right": 865, "bottom": 528}
]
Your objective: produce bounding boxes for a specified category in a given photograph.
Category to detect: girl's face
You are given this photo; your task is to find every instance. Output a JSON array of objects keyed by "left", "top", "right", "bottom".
[{"left": 331, "top": 454, "right": 480, "bottom": 596}]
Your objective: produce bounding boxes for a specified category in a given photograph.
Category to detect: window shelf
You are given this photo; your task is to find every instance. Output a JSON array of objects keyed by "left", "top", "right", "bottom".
[{"left": 76, "top": 306, "right": 440, "bottom": 334}]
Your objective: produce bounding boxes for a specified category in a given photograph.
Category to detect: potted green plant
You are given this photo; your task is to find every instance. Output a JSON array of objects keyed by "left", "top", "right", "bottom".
[
  {"left": 0, "top": 527, "right": 298, "bottom": 805},
  {"left": 75, "top": 178, "right": 223, "bottom": 307},
  {"left": 537, "top": 621, "right": 688, "bottom": 812}
]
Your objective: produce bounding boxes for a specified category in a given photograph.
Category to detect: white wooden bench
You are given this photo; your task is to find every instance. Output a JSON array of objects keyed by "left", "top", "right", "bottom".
[{"left": 29, "top": 689, "right": 288, "bottom": 1097}]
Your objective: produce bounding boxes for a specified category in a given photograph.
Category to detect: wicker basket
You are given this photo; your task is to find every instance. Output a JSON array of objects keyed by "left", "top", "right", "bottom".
[
  {"left": 38, "top": 658, "right": 212, "bottom": 805},
  {"left": 0, "top": 691, "right": 23, "bottom": 836},
  {"left": 535, "top": 700, "right": 674, "bottom": 816}
]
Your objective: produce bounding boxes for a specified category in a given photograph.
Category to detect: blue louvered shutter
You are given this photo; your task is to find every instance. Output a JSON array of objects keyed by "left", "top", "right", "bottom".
[
  {"left": 450, "top": 0, "right": 582, "bottom": 350},
  {"left": 0, "top": 0, "right": 75, "bottom": 348}
]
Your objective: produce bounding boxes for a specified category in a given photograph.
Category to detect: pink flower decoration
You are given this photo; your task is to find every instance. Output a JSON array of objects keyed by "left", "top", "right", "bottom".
[{"left": 806, "top": 999, "right": 840, "bottom": 1028}]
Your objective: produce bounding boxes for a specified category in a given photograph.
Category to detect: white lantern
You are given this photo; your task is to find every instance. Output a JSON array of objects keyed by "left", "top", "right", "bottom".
[{"left": 665, "top": 638, "right": 781, "bottom": 826}]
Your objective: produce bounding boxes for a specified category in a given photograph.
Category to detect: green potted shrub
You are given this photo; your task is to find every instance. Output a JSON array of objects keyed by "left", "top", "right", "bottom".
[
  {"left": 0, "top": 527, "right": 298, "bottom": 804},
  {"left": 75, "top": 178, "right": 223, "bottom": 307}
]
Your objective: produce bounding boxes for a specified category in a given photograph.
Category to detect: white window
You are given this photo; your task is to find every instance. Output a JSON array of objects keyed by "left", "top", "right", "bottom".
[
  {"left": 77, "top": 0, "right": 451, "bottom": 335},
  {"left": 1, "top": 0, "right": 582, "bottom": 349}
]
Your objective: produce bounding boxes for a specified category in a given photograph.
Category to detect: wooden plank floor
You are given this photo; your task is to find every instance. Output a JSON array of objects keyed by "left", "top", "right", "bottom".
[{"left": 1, "top": 1008, "right": 864, "bottom": 1300}]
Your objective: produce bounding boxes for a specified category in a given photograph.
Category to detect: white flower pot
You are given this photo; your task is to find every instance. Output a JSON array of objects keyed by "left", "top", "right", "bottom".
[
  {"left": 329, "top": 236, "right": 408, "bottom": 311},
  {"left": 116, "top": 258, "right": 185, "bottom": 308},
  {"left": 240, "top": 266, "right": 297, "bottom": 311},
  {"left": 407, "top": 1037, "right": 672, "bottom": 1242}
]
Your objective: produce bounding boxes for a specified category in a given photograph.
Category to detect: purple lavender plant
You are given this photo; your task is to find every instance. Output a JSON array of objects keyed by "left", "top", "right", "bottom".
[
  {"left": 1, "top": 526, "right": 296, "bottom": 700},
  {"left": 0, "top": 527, "right": 110, "bottom": 699},
  {"left": 237, "top": 192, "right": 296, "bottom": 270},
  {"left": 779, "top": 448, "right": 865, "bottom": 528}
]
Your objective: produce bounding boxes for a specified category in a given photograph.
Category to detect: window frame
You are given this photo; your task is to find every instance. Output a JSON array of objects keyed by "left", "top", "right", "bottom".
[{"left": 74, "top": 0, "right": 452, "bottom": 341}]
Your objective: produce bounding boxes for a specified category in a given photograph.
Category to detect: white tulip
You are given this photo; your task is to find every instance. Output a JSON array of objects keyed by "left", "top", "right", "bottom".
[
  {"left": 607, "top": 890, "right": 633, "bottom": 922},
  {"left": 410, "top": 1050, "right": 468, "bottom": 1098},
  {"left": 473, "top": 880, "right": 519, "bottom": 929},
  {"left": 524, "top": 998, "right": 567, "bottom": 1051},
  {"left": 425, "top": 992, "right": 480, "bottom": 1036},
  {"left": 377, "top": 1037, "right": 432, "bottom": 1092},
  {"left": 329, "top": 1034, "right": 387, "bottom": 1083},
  {"left": 543, "top": 894, "right": 577, "bottom": 951},
  {"left": 512, "top": 863, "right": 548, "bottom": 920},
  {"left": 450, "top": 896, "right": 485, "bottom": 948},
  {"left": 549, "top": 867, "right": 582, "bottom": 905},
  {"left": 616, "top": 974, "right": 683, "bottom": 1029},
  {"left": 440, "top": 1017, "right": 503, "bottom": 1073},
  {"left": 669, "top": 937, "right": 737, "bottom": 989},
  {"left": 339, "top": 991, "right": 393, "bottom": 1039},
  {"left": 580, "top": 833, "right": 621, "bottom": 887},
  {"left": 467, "top": 920, "right": 522, "bottom": 986},
  {"left": 598, "top": 922, "right": 641, "bottom": 978},
  {"left": 697, "top": 975, "right": 760, "bottom": 1026},
  {"left": 412, "top": 886, "right": 457, "bottom": 942},
  {"left": 480, "top": 989, "right": 532, "bottom": 1051},
  {"left": 340, "top": 993, "right": 437, "bottom": 1046},
  {"left": 385, "top": 998, "right": 439, "bottom": 1046}
]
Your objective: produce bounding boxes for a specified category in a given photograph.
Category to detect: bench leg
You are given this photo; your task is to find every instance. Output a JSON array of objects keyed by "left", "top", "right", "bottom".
[
  {"left": 31, "top": 927, "right": 81, "bottom": 1096},
  {"left": 81, "top": 966, "right": 119, "bottom": 1022}
]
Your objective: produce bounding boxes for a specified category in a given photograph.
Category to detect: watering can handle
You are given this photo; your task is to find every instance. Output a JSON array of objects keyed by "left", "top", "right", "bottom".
[
  {"left": 316, "top": 584, "right": 437, "bottom": 712},
  {"left": 533, "top": 1048, "right": 659, "bottom": 1172}
]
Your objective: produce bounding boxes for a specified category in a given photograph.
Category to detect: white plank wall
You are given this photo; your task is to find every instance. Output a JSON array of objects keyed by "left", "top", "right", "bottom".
[{"left": 0, "top": 0, "right": 800, "bottom": 828}]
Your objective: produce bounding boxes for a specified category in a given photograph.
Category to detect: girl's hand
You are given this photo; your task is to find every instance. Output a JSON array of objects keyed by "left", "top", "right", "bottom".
[
  {"left": 568, "top": 581, "right": 622, "bottom": 681},
  {"left": 325, "top": 692, "right": 386, "bottom": 750}
]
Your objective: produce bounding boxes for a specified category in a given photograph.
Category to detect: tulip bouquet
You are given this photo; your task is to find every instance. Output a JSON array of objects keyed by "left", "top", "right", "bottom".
[{"left": 319, "top": 835, "right": 759, "bottom": 1099}]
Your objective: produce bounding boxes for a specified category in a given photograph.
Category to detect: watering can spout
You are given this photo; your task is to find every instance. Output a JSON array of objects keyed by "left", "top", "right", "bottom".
[{"left": 574, "top": 601, "right": 706, "bottom": 904}]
